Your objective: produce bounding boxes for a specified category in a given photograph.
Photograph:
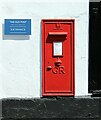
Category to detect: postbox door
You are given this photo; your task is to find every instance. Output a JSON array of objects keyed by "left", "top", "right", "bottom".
[{"left": 42, "top": 19, "right": 75, "bottom": 96}]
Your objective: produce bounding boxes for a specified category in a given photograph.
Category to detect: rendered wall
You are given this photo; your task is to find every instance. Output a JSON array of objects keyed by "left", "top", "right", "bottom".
[{"left": 0, "top": 0, "right": 89, "bottom": 98}]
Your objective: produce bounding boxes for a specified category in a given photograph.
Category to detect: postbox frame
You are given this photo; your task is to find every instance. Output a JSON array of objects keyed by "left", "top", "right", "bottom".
[{"left": 42, "top": 19, "right": 75, "bottom": 96}]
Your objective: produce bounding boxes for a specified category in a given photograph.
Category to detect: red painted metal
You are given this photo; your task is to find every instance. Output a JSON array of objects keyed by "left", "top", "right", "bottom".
[{"left": 42, "top": 19, "right": 75, "bottom": 96}]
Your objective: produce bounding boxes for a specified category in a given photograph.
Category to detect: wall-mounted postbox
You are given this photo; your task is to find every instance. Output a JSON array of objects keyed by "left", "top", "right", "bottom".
[{"left": 42, "top": 19, "right": 75, "bottom": 96}]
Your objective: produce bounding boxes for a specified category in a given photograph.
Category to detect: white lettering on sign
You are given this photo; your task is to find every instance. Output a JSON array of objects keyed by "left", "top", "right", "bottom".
[
  {"left": 53, "top": 42, "right": 62, "bottom": 56},
  {"left": 10, "top": 28, "right": 26, "bottom": 31},
  {"left": 9, "top": 20, "right": 27, "bottom": 24}
]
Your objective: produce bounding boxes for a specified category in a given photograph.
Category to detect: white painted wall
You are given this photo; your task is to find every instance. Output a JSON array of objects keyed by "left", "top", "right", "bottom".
[{"left": 0, "top": 0, "right": 89, "bottom": 98}]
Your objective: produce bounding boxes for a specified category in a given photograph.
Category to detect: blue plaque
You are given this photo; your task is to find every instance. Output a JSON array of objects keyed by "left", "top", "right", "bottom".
[{"left": 4, "top": 19, "right": 31, "bottom": 35}]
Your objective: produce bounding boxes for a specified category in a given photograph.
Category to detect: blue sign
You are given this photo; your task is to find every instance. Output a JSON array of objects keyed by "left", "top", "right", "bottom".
[{"left": 4, "top": 19, "right": 31, "bottom": 35}]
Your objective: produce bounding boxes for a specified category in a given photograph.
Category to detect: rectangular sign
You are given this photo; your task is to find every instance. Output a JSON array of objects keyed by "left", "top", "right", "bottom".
[
  {"left": 4, "top": 19, "right": 31, "bottom": 35},
  {"left": 53, "top": 42, "right": 62, "bottom": 56}
]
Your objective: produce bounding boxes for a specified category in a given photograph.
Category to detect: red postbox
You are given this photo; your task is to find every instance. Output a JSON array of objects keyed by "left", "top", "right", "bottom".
[{"left": 42, "top": 19, "right": 75, "bottom": 96}]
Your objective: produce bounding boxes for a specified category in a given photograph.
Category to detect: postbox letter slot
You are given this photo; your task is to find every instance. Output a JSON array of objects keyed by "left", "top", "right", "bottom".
[{"left": 49, "top": 32, "right": 67, "bottom": 36}]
